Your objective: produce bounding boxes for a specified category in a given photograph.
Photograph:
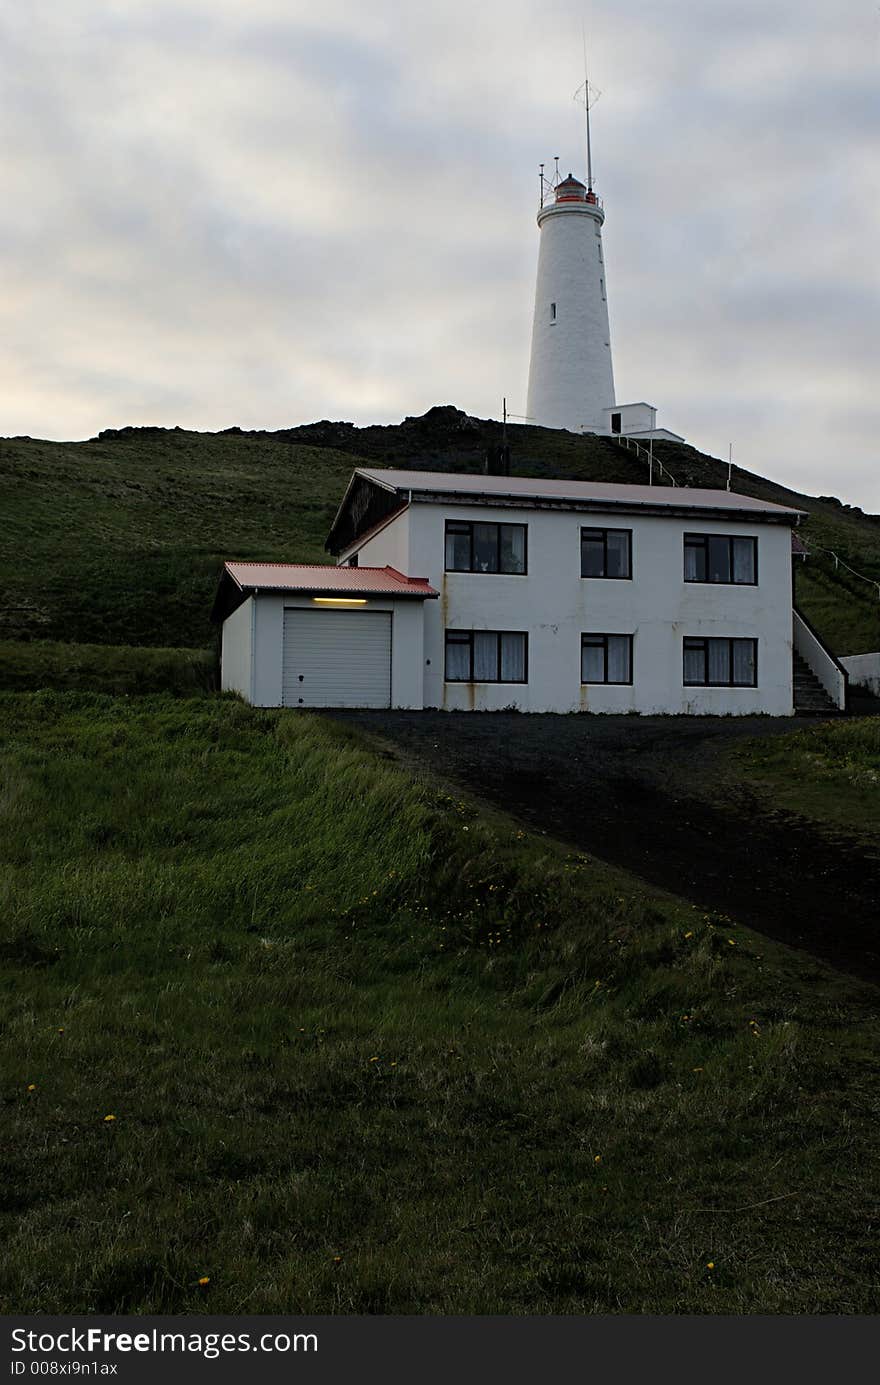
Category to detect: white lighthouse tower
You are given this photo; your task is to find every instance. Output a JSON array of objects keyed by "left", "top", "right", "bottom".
[
  {"left": 526, "top": 166, "right": 615, "bottom": 433},
  {"left": 525, "top": 91, "right": 684, "bottom": 443}
]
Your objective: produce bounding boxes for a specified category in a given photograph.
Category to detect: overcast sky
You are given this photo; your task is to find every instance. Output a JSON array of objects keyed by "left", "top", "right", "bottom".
[{"left": 2, "top": 1, "right": 877, "bottom": 506}]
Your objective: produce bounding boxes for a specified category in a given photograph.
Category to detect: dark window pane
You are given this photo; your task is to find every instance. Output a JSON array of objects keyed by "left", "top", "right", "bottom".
[
  {"left": 732, "top": 639, "right": 756, "bottom": 685},
  {"left": 707, "top": 537, "right": 731, "bottom": 583},
  {"left": 581, "top": 531, "right": 605, "bottom": 577},
  {"left": 500, "top": 633, "right": 526, "bottom": 681},
  {"left": 684, "top": 538, "right": 705, "bottom": 581},
  {"left": 472, "top": 524, "right": 499, "bottom": 573},
  {"left": 500, "top": 525, "right": 526, "bottom": 574},
  {"left": 473, "top": 631, "right": 499, "bottom": 679},
  {"left": 732, "top": 538, "right": 756, "bottom": 584},
  {"left": 581, "top": 640, "right": 605, "bottom": 683},
  {"left": 707, "top": 638, "right": 731, "bottom": 683},
  {"left": 606, "top": 531, "right": 630, "bottom": 578},
  {"left": 683, "top": 641, "right": 705, "bottom": 684},
  {"left": 445, "top": 526, "right": 471, "bottom": 571}
]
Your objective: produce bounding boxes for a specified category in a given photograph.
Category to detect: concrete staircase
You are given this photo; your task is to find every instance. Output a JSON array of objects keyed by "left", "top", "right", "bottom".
[{"left": 793, "top": 651, "right": 841, "bottom": 715}]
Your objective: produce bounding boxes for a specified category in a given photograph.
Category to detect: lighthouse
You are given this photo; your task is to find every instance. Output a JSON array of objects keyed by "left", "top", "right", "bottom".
[
  {"left": 526, "top": 169, "right": 615, "bottom": 433},
  {"left": 524, "top": 117, "right": 684, "bottom": 443}
]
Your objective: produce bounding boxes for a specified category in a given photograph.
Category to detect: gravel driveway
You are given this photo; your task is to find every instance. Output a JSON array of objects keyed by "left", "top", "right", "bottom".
[{"left": 333, "top": 711, "right": 880, "bottom": 985}]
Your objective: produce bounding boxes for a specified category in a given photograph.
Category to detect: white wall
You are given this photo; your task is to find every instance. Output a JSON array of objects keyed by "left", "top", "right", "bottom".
[
  {"left": 793, "top": 610, "right": 847, "bottom": 708},
  {"left": 233, "top": 591, "right": 425, "bottom": 709},
  {"left": 340, "top": 509, "right": 412, "bottom": 572},
  {"left": 840, "top": 652, "right": 880, "bottom": 696},
  {"left": 220, "top": 596, "right": 253, "bottom": 699},
  {"left": 390, "top": 600, "right": 424, "bottom": 709},
  {"left": 526, "top": 202, "right": 615, "bottom": 433},
  {"left": 602, "top": 403, "right": 657, "bottom": 434},
  {"left": 406, "top": 503, "right": 793, "bottom": 715}
]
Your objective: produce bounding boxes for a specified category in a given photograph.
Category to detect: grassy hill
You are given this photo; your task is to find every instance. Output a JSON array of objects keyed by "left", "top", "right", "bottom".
[
  {"left": 1, "top": 408, "right": 878, "bottom": 666},
  {"left": 3, "top": 691, "right": 879, "bottom": 1313}
]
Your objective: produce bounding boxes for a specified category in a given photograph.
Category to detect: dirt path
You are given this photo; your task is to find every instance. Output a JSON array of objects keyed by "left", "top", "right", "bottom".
[{"left": 333, "top": 712, "right": 880, "bottom": 985}]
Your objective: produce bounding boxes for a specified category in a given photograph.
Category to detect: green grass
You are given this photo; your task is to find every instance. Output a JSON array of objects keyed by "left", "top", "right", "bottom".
[
  {"left": 0, "top": 432, "right": 357, "bottom": 649},
  {"left": 2, "top": 692, "right": 879, "bottom": 1314},
  {"left": 0, "top": 640, "right": 216, "bottom": 696},
  {"left": 733, "top": 718, "right": 880, "bottom": 837}
]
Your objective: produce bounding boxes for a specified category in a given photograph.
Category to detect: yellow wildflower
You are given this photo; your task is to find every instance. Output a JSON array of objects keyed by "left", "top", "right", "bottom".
[
  {"left": 198, "top": 1276, "right": 210, "bottom": 1286},
  {"left": 103, "top": 1114, "right": 116, "bottom": 1122}
]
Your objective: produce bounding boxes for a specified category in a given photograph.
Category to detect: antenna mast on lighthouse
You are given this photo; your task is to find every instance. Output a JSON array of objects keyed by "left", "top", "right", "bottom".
[{"left": 574, "top": 22, "right": 600, "bottom": 193}]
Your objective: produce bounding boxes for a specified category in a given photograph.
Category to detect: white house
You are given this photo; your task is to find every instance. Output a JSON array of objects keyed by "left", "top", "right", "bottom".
[{"left": 215, "top": 468, "right": 846, "bottom": 716}]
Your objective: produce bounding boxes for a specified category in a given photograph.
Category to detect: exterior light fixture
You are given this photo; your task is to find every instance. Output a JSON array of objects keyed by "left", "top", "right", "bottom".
[{"left": 312, "top": 597, "right": 368, "bottom": 606}]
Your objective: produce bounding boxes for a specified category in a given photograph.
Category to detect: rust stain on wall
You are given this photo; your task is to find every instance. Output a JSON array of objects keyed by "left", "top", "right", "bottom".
[{"left": 439, "top": 575, "right": 449, "bottom": 709}]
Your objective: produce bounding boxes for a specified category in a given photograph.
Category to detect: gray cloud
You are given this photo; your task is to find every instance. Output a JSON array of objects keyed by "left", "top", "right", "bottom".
[{"left": 0, "top": 0, "right": 876, "bottom": 506}]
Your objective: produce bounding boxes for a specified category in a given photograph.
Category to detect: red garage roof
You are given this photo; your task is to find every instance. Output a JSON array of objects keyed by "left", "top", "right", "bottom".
[
  {"left": 224, "top": 562, "right": 436, "bottom": 596},
  {"left": 212, "top": 562, "right": 437, "bottom": 622}
]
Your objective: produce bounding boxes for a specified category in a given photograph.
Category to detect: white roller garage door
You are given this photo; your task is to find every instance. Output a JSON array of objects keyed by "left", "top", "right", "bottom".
[{"left": 282, "top": 608, "right": 392, "bottom": 708}]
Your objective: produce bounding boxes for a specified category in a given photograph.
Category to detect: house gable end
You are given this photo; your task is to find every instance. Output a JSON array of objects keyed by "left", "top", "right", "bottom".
[{"left": 325, "top": 472, "right": 407, "bottom": 555}]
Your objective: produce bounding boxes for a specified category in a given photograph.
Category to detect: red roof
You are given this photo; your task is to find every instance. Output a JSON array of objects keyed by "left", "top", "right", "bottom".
[{"left": 222, "top": 562, "right": 437, "bottom": 598}]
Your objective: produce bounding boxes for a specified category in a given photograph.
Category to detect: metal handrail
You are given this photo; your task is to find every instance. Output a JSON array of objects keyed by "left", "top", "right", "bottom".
[
  {"left": 608, "top": 433, "right": 679, "bottom": 487},
  {"left": 806, "top": 542, "right": 880, "bottom": 600}
]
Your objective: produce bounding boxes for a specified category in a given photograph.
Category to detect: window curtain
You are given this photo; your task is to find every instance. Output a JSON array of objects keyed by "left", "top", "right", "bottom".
[
  {"left": 501, "top": 526, "right": 526, "bottom": 574},
  {"left": 581, "top": 532, "right": 604, "bottom": 576},
  {"left": 683, "top": 642, "right": 705, "bottom": 684},
  {"left": 732, "top": 640, "right": 756, "bottom": 685},
  {"left": 445, "top": 637, "right": 471, "bottom": 680},
  {"left": 445, "top": 529, "right": 471, "bottom": 571},
  {"left": 732, "top": 539, "right": 755, "bottom": 584},
  {"left": 684, "top": 543, "right": 702, "bottom": 580},
  {"left": 708, "top": 639, "right": 731, "bottom": 683},
  {"left": 473, "top": 632, "right": 499, "bottom": 680},
  {"left": 606, "top": 636, "right": 631, "bottom": 683},
  {"left": 582, "top": 640, "right": 605, "bottom": 683},
  {"left": 500, "top": 633, "right": 526, "bottom": 681},
  {"left": 605, "top": 532, "right": 630, "bottom": 578}
]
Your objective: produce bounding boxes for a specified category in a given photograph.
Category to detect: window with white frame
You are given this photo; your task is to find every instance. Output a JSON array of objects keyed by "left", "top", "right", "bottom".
[
  {"left": 581, "top": 634, "right": 633, "bottom": 685},
  {"left": 444, "top": 630, "right": 528, "bottom": 683},
  {"left": 683, "top": 637, "right": 757, "bottom": 687}
]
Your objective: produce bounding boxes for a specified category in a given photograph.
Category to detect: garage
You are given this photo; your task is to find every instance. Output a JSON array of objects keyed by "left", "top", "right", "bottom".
[
  {"left": 282, "top": 608, "right": 392, "bottom": 708},
  {"left": 213, "top": 561, "right": 436, "bottom": 709}
]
